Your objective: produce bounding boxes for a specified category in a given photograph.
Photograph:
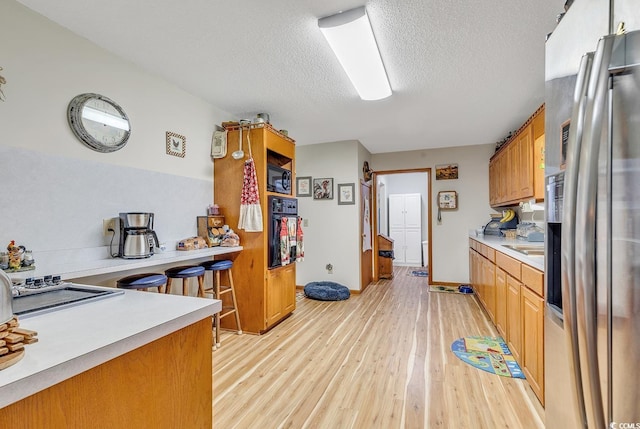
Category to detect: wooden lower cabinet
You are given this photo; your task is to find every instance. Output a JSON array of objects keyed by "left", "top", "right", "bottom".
[
  {"left": 521, "top": 277, "right": 545, "bottom": 405},
  {"left": 0, "top": 318, "right": 213, "bottom": 427},
  {"left": 469, "top": 239, "right": 545, "bottom": 404},
  {"left": 378, "top": 234, "right": 394, "bottom": 279},
  {"left": 482, "top": 257, "right": 496, "bottom": 322},
  {"left": 495, "top": 267, "right": 507, "bottom": 338},
  {"left": 506, "top": 274, "right": 522, "bottom": 362},
  {"left": 266, "top": 264, "right": 296, "bottom": 327}
]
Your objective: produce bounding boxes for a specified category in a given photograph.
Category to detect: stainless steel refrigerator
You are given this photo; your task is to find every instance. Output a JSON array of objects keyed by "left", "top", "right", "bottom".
[{"left": 544, "top": 1, "right": 640, "bottom": 428}]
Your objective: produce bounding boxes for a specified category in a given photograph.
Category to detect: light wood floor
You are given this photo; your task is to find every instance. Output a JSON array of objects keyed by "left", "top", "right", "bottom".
[{"left": 212, "top": 266, "right": 545, "bottom": 428}]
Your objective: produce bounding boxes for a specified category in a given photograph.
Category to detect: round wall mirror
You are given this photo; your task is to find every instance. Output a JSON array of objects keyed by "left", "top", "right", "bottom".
[{"left": 67, "top": 93, "right": 131, "bottom": 152}]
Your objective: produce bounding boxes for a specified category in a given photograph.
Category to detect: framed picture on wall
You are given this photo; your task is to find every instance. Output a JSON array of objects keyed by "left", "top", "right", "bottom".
[
  {"left": 166, "top": 131, "right": 186, "bottom": 158},
  {"left": 313, "top": 178, "right": 333, "bottom": 200},
  {"left": 435, "top": 163, "right": 458, "bottom": 180},
  {"left": 296, "top": 176, "right": 312, "bottom": 197},
  {"left": 337, "top": 183, "right": 355, "bottom": 205}
]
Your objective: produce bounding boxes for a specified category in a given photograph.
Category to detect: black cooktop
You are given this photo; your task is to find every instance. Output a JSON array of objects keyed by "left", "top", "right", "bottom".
[{"left": 13, "top": 285, "right": 123, "bottom": 317}]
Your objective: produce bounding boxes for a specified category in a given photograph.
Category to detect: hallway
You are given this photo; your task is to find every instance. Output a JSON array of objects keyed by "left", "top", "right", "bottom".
[{"left": 213, "top": 267, "right": 544, "bottom": 428}]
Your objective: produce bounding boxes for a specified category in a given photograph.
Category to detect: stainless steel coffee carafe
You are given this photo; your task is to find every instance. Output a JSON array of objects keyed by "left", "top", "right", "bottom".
[{"left": 118, "top": 212, "right": 159, "bottom": 259}]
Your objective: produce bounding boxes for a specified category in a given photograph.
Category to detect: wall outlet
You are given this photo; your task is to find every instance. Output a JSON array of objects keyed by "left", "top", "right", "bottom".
[
  {"left": 326, "top": 263, "right": 333, "bottom": 274},
  {"left": 103, "top": 218, "right": 117, "bottom": 236}
]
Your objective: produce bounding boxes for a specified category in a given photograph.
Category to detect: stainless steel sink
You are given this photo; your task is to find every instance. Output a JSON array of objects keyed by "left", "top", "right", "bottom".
[
  {"left": 12, "top": 284, "right": 124, "bottom": 318},
  {"left": 502, "top": 244, "right": 545, "bottom": 256}
]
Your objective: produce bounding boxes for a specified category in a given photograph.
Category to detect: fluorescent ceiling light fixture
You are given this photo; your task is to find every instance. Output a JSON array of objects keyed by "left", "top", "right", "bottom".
[{"left": 319, "top": 6, "right": 391, "bottom": 101}]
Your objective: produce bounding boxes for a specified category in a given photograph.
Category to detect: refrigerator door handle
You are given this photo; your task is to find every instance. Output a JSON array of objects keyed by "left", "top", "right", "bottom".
[
  {"left": 575, "top": 34, "right": 616, "bottom": 429},
  {"left": 561, "top": 51, "right": 594, "bottom": 429}
]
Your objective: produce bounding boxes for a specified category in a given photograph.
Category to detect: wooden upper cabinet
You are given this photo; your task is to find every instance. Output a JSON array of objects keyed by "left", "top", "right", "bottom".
[{"left": 489, "top": 105, "right": 545, "bottom": 207}]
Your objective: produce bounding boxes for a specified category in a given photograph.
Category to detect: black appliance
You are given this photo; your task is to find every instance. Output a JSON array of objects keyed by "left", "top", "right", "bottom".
[
  {"left": 268, "top": 196, "right": 297, "bottom": 268},
  {"left": 545, "top": 172, "right": 564, "bottom": 315},
  {"left": 266, "top": 164, "right": 292, "bottom": 195},
  {"left": 483, "top": 215, "right": 518, "bottom": 236}
]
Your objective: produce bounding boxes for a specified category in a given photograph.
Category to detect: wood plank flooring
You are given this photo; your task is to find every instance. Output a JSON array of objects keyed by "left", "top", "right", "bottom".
[{"left": 212, "top": 266, "right": 544, "bottom": 428}]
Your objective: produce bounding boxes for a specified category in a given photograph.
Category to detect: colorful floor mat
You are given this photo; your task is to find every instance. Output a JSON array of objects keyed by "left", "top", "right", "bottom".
[{"left": 450, "top": 336, "right": 525, "bottom": 379}]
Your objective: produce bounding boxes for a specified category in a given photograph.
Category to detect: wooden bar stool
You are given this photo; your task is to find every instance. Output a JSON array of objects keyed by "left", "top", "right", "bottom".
[
  {"left": 164, "top": 265, "right": 205, "bottom": 297},
  {"left": 117, "top": 273, "right": 167, "bottom": 293},
  {"left": 200, "top": 260, "right": 242, "bottom": 348}
]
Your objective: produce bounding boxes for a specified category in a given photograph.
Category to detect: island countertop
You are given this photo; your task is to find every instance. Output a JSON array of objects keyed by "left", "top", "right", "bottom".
[{"left": 0, "top": 285, "right": 220, "bottom": 409}]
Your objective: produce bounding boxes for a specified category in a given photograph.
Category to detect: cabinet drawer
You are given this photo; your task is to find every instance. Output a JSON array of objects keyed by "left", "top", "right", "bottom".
[
  {"left": 496, "top": 251, "right": 521, "bottom": 280},
  {"left": 469, "top": 238, "right": 477, "bottom": 251},
  {"left": 522, "top": 264, "right": 544, "bottom": 297},
  {"left": 485, "top": 247, "right": 495, "bottom": 263}
]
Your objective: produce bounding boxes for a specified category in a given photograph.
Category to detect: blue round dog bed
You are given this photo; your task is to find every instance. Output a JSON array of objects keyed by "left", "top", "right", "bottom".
[{"left": 304, "top": 281, "right": 350, "bottom": 301}]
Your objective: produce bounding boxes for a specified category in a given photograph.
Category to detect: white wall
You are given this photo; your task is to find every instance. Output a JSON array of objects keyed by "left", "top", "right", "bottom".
[
  {"left": 372, "top": 144, "right": 494, "bottom": 284},
  {"left": 0, "top": 1, "right": 233, "bottom": 255},
  {"left": 296, "top": 140, "right": 363, "bottom": 291}
]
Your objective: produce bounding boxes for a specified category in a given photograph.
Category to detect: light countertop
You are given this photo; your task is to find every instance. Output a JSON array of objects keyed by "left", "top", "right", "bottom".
[
  {"left": 7, "top": 246, "right": 243, "bottom": 281},
  {"left": 0, "top": 284, "right": 220, "bottom": 408},
  {"left": 469, "top": 234, "right": 544, "bottom": 271}
]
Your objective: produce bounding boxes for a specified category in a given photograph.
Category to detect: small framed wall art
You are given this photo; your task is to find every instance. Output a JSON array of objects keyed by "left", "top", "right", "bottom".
[
  {"left": 435, "top": 163, "right": 458, "bottom": 180},
  {"left": 313, "top": 177, "right": 333, "bottom": 200},
  {"left": 337, "top": 183, "right": 356, "bottom": 205},
  {"left": 438, "top": 190, "right": 458, "bottom": 209},
  {"left": 296, "top": 176, "right": 312, "bottom": 197},
  {"left": 166, "top": 131, "right": 186, "bottom": 158}
]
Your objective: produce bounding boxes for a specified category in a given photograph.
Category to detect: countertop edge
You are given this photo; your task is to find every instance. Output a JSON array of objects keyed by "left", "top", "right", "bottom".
[
  {"left": 468, "top": 234, "right": 545, "bottom": 271},
  {"left": 7, "top": 246, "right": 243, "bottom": 281},
  {"left": 0, "top": 295, "right": 221, "bottom": 409}
]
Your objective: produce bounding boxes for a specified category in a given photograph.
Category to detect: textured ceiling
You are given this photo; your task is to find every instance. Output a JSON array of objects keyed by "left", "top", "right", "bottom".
[{"left": 16, "top": 0, "right": 564, "bottom": 154}]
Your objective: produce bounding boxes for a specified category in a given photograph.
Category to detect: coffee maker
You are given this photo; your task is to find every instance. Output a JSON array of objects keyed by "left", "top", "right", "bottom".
[{"left": 118, "top": 212, "right": 160, "bottom": 259}]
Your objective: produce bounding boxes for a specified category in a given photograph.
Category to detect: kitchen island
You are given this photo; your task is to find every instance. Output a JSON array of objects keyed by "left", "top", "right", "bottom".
[{"left": 0, "top": 286, "right": 220, "bottom": 427}]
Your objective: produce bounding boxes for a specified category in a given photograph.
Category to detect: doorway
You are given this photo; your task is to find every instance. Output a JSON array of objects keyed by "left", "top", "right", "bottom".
[{"left": 372, "top": 168, "right": 431, "bottom": 282}]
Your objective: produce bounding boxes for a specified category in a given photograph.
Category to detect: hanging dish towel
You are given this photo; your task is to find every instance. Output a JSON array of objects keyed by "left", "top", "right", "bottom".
[
  {"left": 296, "top": 216, "right": 304, "bottom": 261},
  {"left": 238, "top": 130, "right": 263, "bottom": 232},
  {"left": 280, "top": 216, "right": 291, "bottom": 265}
]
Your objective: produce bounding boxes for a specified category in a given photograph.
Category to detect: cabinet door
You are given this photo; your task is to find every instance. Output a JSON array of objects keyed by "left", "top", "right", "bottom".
[
  {"left": 483, "top": 257, "right": 496, "bottom": 322},
  {"left": 403, "top": 194, "right": 422, "bottom": 228},
  {"left": 495, "top": 267, "right": 507, "bottom": 338},
  {"left": 517, "top": 126, "right": 534, "bottom": 199},
  {"left": 389, "top": 228, "right": 405, "bottom": 263},
  {"left": 507, "top": 143, "right": 519, "bottom": 201},
  {"left": 521, "top": 286, "right": 545, "bottom": 404},
  {"left": 266, "top": 264, "right": 296, "bottom": 327},
  {"left": 506, "top": 274, "right": 522, "bottom": 362},
  {"left": 388, "top": 194, "right": 405, "bottom": 229},
  {"left": 281, "top": 264, "right": 296, "bottom": 315},
  {"left": 489, "top": 158, "right": 497, "bottom": 206},
  {"left": 404, "top": 228, "right": 422, "bottom": 265}
]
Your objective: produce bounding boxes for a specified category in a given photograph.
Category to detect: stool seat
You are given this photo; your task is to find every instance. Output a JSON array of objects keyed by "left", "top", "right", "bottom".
[
  {"left": 165, "top": 265, "right": 205, "bottom": 278},
  {"left": 165, "top": 265, "right": 206, "bottom": 297},
  {"left": 200, "top": 260, "right": 233, "bottom": 271},
  {"left": 117, "top": 273, "right": 167, "bottom": 292}
]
